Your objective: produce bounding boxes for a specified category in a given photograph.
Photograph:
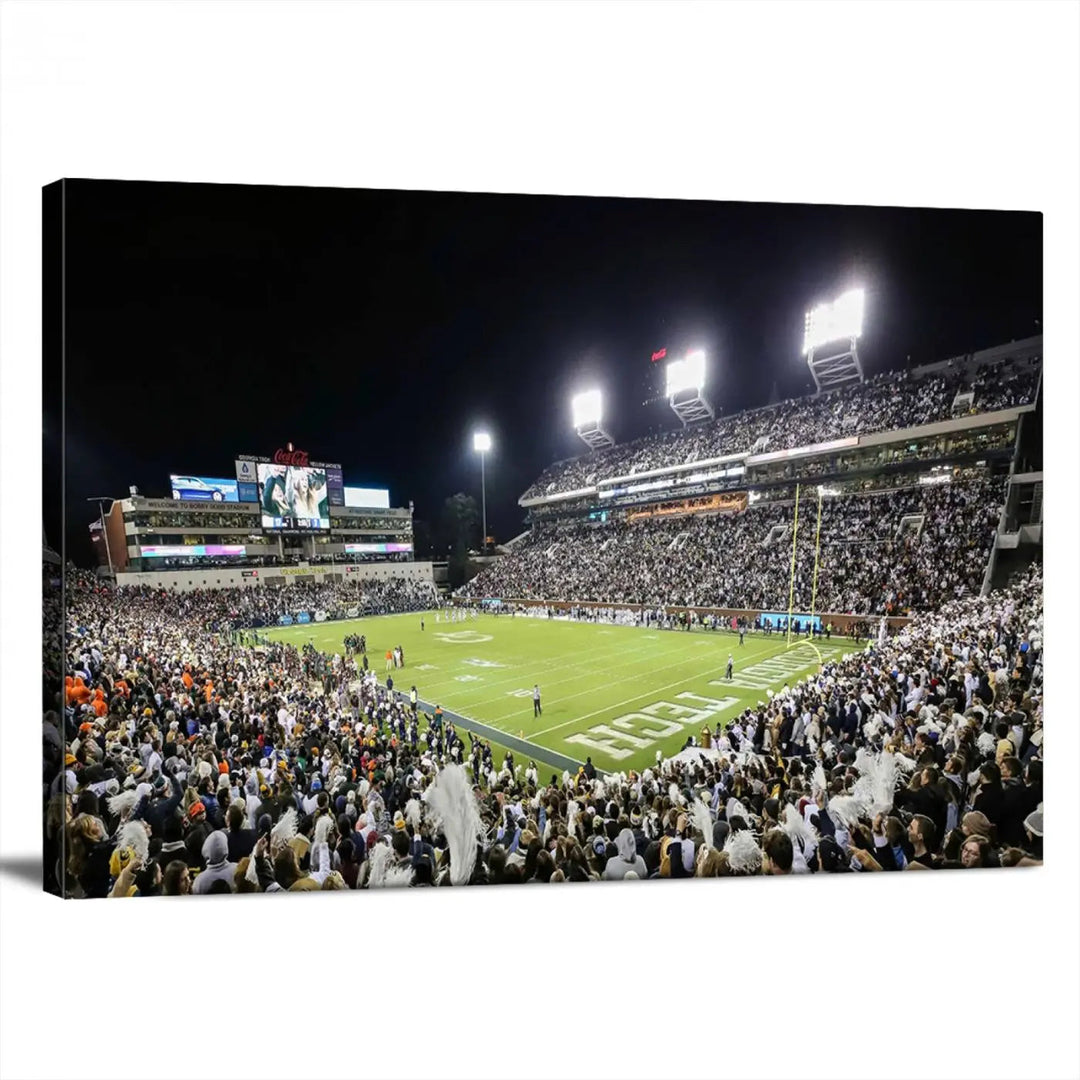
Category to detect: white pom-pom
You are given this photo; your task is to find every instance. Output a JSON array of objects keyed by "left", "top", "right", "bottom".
[
  {"left": 723, "top": 830, "right": 762, "bottom": 875},
  {"left": 313, "top": 815, "right": 335, "bottom": 847},
  {"left": 692, "top": 799, "right": 714, "bottom": 849},
  {"left": 107, "top": 789, "right": 141, "bottom": 819},
  {"left": 425, "top": 764, "right": 482, "bottom": 887},
  {"left": 782, "top": 803, "right": 818, "bottom": 852},
  {"left": 826, "top": 795, "right": 861, "bottom": 829},
  {"left": 118, "top": 821, "right": 149, "bottom": 864},
  {"left": 405, "top": 798, "right": 422, "bottom": 830},
  {"left": 566, "top": 800, "right": 580, "bottom": 841},
  {"left": 270, "top": 808, "right": 298, "bottom": 853},
  {"left": 726, "top": 797, "right": 751, "bottom": 825}
]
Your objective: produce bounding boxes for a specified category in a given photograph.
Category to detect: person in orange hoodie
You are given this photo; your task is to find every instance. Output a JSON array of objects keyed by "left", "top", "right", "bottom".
[
  {"left": 91, "top": 688, "right": 108, "bottom": 718},
  {"left": 68, "top": 676, "right": 91, "bottom": 706}
]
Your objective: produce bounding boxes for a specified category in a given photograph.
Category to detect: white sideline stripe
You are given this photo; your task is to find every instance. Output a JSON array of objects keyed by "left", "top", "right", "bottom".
[{"left": 530, "top": 639, "right": 820, "bottom": 738}]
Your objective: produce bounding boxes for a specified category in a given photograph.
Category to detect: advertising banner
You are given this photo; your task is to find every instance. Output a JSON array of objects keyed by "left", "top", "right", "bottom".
[
  {"left": 344, "top": 486, "right": 391, "bottom": 509},
  {"left": 346, "top": 606, "right": 360, "bottom": 618},
  {"left": 170, "top": 475, "right": 239, "bottom": 502},
  {"left": 759, "top": 612, "right": 822, "bottom": 631},
  {"left": 326, "top": 467, "right": 345, "bottom": 506},
  {"left": 297, "top": 611, "right": 311, "bottom": 625},
  {"left": 141, "top": 544, "right": 246, "bottom": 558},
  {"left": 278, "top": 615, "right": 294, "bottom": 626},
  {"left": 314, "top": 611, "right": 328, "bottom": 622},
  {"left": 234, "top": 459, "right": 258, "bottom": 484}
]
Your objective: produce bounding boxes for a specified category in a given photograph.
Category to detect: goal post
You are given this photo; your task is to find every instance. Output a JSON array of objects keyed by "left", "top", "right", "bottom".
[{"left": 786, "top": 483, "right": 801, "bottom": 646}]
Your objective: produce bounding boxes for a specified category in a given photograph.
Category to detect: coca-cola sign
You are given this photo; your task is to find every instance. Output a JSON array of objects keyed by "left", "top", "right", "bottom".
[{"left": 273, "top": 447, "right": 309, "bottom": 467}]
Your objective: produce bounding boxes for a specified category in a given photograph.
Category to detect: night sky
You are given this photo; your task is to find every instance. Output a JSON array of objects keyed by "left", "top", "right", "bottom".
[{"left": 49, "top": 180, "right": 1041, "bottom": 565}]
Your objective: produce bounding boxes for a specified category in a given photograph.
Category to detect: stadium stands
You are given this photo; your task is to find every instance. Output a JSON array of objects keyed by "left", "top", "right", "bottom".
[
  {"left": 522, "top": 354, "right": 1039, "bottom": 501},
  {"left": 460, "top": 478, "right": 1005, "bottom": 615},
  {"left": 48, "top": 559, "right": 1043, "bottom": 894}
]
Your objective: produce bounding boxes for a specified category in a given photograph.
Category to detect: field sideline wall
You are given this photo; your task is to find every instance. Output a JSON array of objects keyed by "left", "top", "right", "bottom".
[
  {"left": 454, "top": 596, "right": 912, "bottom": 636},
  {"left": 114, "top": 561, "right": 434, "bottom": 592}
]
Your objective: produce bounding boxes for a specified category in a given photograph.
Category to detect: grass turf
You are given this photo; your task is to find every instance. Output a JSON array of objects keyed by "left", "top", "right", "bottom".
[{"left": 261, "top": 613, "right": 856, "bottom": 774}]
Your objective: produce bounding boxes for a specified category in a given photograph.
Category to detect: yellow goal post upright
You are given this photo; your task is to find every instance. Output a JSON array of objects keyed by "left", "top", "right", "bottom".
[
  {"left": 785, "top": 483, "right": 800, "bottom": 646},
  {"left": 810, "top": 484, "right": 824, "bottom": 624}
]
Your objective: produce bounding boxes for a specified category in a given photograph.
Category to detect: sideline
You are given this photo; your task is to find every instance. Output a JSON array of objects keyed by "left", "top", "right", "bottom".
[{"left": 391, "top": 692, "right": 589, "bottom": 778}]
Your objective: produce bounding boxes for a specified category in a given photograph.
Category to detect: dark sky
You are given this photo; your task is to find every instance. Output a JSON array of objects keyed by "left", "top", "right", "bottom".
[{"left": 49, "top": 180, "right": 1042, "bottom": 564}]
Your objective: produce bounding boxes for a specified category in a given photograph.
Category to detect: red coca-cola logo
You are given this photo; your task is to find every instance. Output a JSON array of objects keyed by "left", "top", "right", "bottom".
[{"left": 273, "top": 447, "right": 309, "bottom": 466}]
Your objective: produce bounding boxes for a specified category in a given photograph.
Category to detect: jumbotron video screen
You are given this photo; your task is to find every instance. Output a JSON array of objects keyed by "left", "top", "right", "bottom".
[{"left": 256, "top": 463, "right": 331, "bottom": 532}]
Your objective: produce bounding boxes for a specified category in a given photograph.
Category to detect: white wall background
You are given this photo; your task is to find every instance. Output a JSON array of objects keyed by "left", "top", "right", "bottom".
[{"left": 2, "top": 5, "right": 1078, "bottom": 1080}]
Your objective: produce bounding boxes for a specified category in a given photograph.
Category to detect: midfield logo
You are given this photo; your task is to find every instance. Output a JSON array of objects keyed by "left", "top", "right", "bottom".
[{"left": 433, "top": 631, "right": 493, "bottom": 644}]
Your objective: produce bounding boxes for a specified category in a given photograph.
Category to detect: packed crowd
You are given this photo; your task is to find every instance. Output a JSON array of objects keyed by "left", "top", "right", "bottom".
[
  {"left": 46, "top": 556, "right": 1042, "bottom": 894},
  {"left": 523, "top": 357, "right": 1039, "bottom": 500},
  {"left": 459, "top": 478, "right": 1004, "bottom": 615},
  {"left": 86, "top": 576, "right": 438, "bottom": 633}
]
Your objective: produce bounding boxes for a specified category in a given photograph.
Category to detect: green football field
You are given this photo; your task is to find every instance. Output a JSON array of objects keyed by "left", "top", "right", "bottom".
[{"left": 261, "top": 613, "right": 855, "bottom": 775}]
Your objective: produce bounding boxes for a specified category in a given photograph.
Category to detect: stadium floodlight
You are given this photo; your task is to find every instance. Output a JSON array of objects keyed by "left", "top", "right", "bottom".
[
  {"left": 571, "top": 388, "right": 614, "bottom": 450},
  {"left": 473, "top": 432, "right": 492, "bottom": 555},
  {"left": 666, "top": 349, "right": 714, "bottom": 425},
  {"left": 803, "top": 289, "right": 865, "bottom": 354},
  {"left": 803, "top": 287, "right": 866, "bottom": 393},
  {"left": 665, "top": 350, "right": 707, "bottom": 397},
  {"left": 572, "top": 389, "right": 602, "bottom": 428}
]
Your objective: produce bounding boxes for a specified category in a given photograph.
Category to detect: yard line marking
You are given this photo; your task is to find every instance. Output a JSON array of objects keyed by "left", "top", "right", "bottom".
[
  {"left": 433, "top": 635, "right": 700, "bottom": 712},
  {"left": 420, "top": 625, "right": 770, "bottom": 711},
  {"left": 413, "top": 627, "right": 707, "bottom": 701},
  {"left": 529, "top": 639, "right": 817, "bottom": 738},
  {"left": 460, "top": 630, "right": 781, "bottom": 704},
  {"left": 414, "top": 635, "right": 648, "bottom": 695}
]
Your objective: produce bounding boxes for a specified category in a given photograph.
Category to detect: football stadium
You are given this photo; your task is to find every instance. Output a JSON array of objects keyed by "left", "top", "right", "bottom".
[{"left": 49, "top": 316, "right": 1045, "bottom": 894}]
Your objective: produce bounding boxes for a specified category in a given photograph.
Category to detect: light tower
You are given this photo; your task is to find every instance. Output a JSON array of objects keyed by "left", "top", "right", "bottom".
[
  {"left": 666, "top": 349, "right": 714, "bottom": 425},
  {"left": 571, "top": 389, "right": 614, "bottom": 450},
  {"left": 473, "top": 431, "right": 491, "bottom": 554},
  {"left": 803, "top": 287, "right": 866, "bottom": 392}
]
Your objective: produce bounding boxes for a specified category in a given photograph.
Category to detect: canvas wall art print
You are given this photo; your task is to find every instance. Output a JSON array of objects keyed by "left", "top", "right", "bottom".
[{"left": 42, "top": 180, "right": 1043, "bottom": 898}]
